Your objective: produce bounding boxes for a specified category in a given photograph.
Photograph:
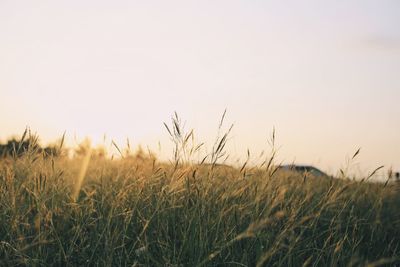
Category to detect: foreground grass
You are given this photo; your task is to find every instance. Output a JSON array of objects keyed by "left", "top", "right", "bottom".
[{"left": 0, "top": 152, "right": 399, "bottom": 266}]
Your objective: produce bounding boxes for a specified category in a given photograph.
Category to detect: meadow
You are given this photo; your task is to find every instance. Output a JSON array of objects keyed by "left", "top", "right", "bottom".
[{"left": 1, "top": 121, "right": 399, "bottom": 266}]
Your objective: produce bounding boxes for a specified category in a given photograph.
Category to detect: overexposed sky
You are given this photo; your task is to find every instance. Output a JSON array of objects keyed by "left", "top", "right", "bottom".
[{"left": 1, "top": 0, "right": 399, "bottom": 174}]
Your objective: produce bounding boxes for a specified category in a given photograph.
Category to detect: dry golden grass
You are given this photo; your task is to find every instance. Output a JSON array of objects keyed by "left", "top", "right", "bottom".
[{"left": 0, "top": 120, "right": 399, "bottom": 266}]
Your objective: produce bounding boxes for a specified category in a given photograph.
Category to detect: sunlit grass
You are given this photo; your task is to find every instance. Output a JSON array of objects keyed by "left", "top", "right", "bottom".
[
  {"left": 0, "top": 117, "right": 399, "bottom": 266},
  {"left": 72, "top": 139, "right": 92, "bottom": 202}
]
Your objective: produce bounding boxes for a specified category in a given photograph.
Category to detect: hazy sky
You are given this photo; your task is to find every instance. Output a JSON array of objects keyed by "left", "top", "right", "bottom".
[{"left": 1, "top": 0, "right": 399, "bottom": 174}]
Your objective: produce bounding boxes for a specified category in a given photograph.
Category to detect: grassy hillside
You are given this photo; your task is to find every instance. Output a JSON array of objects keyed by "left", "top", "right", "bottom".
[
  {"left": 1, "top": 146, "right": 399, "bottom": 266},
  {"left": 1, "top": 119, "right": 400, "bottom": 266}
]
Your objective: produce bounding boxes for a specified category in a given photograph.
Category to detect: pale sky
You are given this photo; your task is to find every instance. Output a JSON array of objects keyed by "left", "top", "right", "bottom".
[{"left": 1, "top": 0, "right": 399, "bottom": 175}]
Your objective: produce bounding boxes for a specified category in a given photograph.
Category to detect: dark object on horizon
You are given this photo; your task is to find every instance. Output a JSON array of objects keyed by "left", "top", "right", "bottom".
[
  {"left": 395, "top": 172, "right": 400, "bottom": 182},
  {"left": 0, "top": 138, "right": 59, "bottom": 158},
  {"left": 278, "top": 164, "right": 328, "bottom": 177}
]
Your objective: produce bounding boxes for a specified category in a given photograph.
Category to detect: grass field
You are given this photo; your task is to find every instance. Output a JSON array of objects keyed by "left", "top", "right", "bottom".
[{"left": 1, "top": 125, "right": 400, "bottom": 266}]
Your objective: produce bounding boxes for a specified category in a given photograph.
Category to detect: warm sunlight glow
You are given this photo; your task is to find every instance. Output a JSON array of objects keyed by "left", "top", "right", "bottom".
[
  {"left": 1, "top": 1, "right": 399, "bottom": 174},
  {"left": 1, "top": 3, "right": 400, "bottom": 265},
  {"left": 72, "top": 139, "right": 92, "bottom": 202}
]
